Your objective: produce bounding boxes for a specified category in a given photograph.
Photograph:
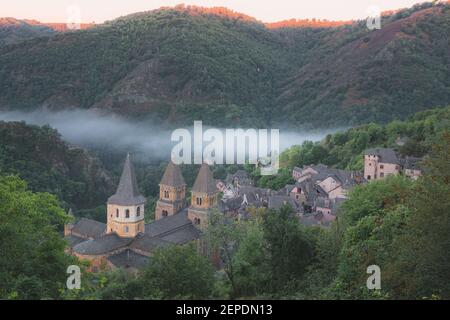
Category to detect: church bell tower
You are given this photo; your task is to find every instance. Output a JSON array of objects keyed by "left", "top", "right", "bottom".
[
  {"left": 107, "top": 153, "right": 146, "bottom": 237},
  {"left": 155, "top": 161, "right": 187, "bottom": 220},
  {"left": 188, "top": 163, "right": 218, "bottom": 229}
]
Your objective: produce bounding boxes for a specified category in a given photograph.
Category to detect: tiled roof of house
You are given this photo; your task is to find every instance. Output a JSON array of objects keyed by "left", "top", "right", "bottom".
[
  {"left": 225, "top": 170, "right": 254, "bottom": 186},
  {"left": 71, "top": 218, "right": 106, "bottom": 239},
  {"left": 108, "top": 154, "right": 147, "bottom": 206},
  {"left": 192, "top": 163, "right": 216, "bottom": 194},
  {"left": 73, "top": 233, "right": 132, "bottom": 255},
  {"left": 275, "top": 184, "right": 295, "bottom": 196},
  {"left": 160, "top": 161, "right": 186, "bottom": 187},
  {"left": 364, "top": 148, "right": 400, "bottom": 164},
  {"left": 268, "top": 195, "right": 301, "bottom": 211},
  {"left": 308, "top": 165, "right": 359, "bottom": 185},
  {"left": 107, "top": 249, "right": 150, "bottom": 269},
  {"left": 403, "top": 156, "right": 423, "bottom": 170},
  {"left": 219, "top": 196, "right": 244, "bottom": 212}
]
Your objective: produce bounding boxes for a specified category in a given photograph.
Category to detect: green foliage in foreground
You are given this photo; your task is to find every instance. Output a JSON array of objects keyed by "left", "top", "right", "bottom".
[
  {"left": 0, "top": 175, "right": 75, "bottom": 299},
  {"left": 280, "top": 106, "right": 450, "bottom": 170}
]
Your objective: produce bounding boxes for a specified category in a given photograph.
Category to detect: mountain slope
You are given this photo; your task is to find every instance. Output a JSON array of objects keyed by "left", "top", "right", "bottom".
[
  {"left": 0, "top": 18, "right": 56, "bottom": 46},
  {"left": 0, "top": 121, "right": 115, "bottom": 209},
  {"left": 0, "top": 2, "right": 449, "bottom": 127},
  {"left": 277, "top": 4, "right": 450, "bottom": 125}
]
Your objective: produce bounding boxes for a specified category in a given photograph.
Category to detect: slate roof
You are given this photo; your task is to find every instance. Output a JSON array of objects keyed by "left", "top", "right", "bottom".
[
  {"left": 65, "top": 235, "right": 86, "bottom": 247},
  {"left": 73, "top": 233, "right": 132, "bottom": 255},
  {"left": 160, "top": 161, "right": 186, "bottom": 187},
  {"left": 364, "top": 148, "right": 400, "bottom": 164},
  {"left": 107, "top": 249, "right": 150, "bottom": 269},
  {"left": 268, "top": 195, "right": 301, "bottom": 211},
  {"left": 71, "top": 218, "right": 106, "bottom": 239},
  {"left": 315, "top": 197, "right": 332, "bottom": 208},
  {"left": 403, "top": 156, "right": 423, "bottom": 170},
  {"left": 130, "top": 233, "right": 172, "bottom": 252},
  {"left": 160, "top": 224, "right": 202, "bottom": 244},
  {"left": 275, "top": 184, "right": 295, "bottom": 196},
  {"left": 219, "top": 196, "right": 244, "bottom": 212},
  {"left": 225, "top": 170, "right": 254, "bottom": 186},
  {"left": 108, "top": 153, "right": 147, "bottom": 206},
  {"left": 144, "top": 210, "right": 192, "bottom": 238},
  {"left": 192, "top": 163, "right": 216, "bottom": 194}
]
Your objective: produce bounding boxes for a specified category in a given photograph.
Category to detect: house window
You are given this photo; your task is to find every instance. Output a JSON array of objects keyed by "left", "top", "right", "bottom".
[
  {"left": 164, "top": 190, "right": 169, "bottom": 198},
  {"left": 162, "top": 210, "right": 168, "bottom": 217},
  {"left": 380, "top": 165, "right": 384, "bottom": 169},
  {"left": 194, "top": 217, "right": 201, "bottom": 225},
  {"left": 126, "top": 209, "right": 130, "bottom": 218},
  {"left": 137, "top": 206, "right": 141, "bottom": 217},
  {"left": 116, "top": 209, "right": 119, "bottom": 218},
  {"left": 367, "top": 175, "right": 371, "bottom": 180},
  {"left": 124, "top": 226, "right": 129, "bottom": 233},
  {"left": 196, "top": 197, "right": 202, "bottom": 206}
]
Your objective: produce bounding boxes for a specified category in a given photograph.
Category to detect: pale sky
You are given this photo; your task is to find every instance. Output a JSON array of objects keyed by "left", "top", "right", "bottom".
[{"left": 1, "top": 0, "right": 425, "bottom": 23}]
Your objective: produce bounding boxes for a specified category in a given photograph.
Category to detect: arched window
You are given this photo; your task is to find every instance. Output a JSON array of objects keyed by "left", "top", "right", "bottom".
[
  {"left": 196, "top": 197, "right": 202, "bottom": 206},
  {"left": 116, "top": 209, "right": 119, "bottom": 218},
  {"left": 164, "top": 190, "right": 169, "bottom": 198},
  {"left": 124, "top": 226, "right": 129, "bottom": 233},
  {"left": 126, "top": 209, "right": 130, "bottom": 218},
  {"left": 137, "top": 206, "right": 141, "bottom": 217},
  {"left": 194, "top": 217, "right": 201, "bottom": 225},
  {"left": 162, "top": 210, "right": 168, "bottom": 217}
]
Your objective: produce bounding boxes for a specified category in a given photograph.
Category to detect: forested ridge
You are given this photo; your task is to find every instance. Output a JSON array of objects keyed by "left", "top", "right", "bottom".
[{"left": 0, "top": 2, "right": 449, "bottom": 127}]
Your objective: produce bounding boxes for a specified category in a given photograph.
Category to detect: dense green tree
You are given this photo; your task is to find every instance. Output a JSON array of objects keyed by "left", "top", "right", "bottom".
[
  {"left": 206, "top": 210, "right": 245, "bottom": 298},
  {"left": 140, "top": 243, "right": 215, "bottom": 299},
  {"left": 263, "top": 205, "right": 314, "bottom": 293},
  {"left": 0, "top": 175, "right": 75, "bottom": 299},
  {"left": 390, "top": 132, "right": 450, "bottom": 299},
  {"left": 231, "top": 219, "right": 269, "bottom": 297}
]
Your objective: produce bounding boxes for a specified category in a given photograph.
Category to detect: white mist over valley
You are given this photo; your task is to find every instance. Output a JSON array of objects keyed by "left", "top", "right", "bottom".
[{"left": 0, "top": 109, "right": 343, "bottom": 160}]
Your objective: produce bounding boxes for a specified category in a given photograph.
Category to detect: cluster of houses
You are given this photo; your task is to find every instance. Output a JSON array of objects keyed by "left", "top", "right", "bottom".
[{"left": 217, "top": 147, "right": 423, "bottom": 227}]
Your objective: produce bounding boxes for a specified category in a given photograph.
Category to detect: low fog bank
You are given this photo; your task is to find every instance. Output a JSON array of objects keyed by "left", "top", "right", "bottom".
[{"left": 0, "top": 109, "right": 343, "bottom": 161}]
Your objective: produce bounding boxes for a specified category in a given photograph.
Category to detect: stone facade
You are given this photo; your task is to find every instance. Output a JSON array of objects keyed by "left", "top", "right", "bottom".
[
  {"left": 155, "top": 185, "right": 186, "bottom": 219},
  {"left": 188, "top": 163, "right": 218, "bottom": 229},
  {"left": 363, "top": 148, "right": 422, "bottom": 181}
]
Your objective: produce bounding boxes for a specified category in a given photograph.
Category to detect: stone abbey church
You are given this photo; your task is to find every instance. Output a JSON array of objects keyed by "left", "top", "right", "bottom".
[{"left": 65, "top": 154, "right": 218, "bottom": 271}]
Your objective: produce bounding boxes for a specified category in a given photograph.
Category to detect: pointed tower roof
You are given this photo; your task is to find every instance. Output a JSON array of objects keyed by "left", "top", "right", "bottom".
[
  {"left": 160, "top": 161, "right": 186, "bottom": 187},
  {"left": 108, "top": 154, "right": 146, "bottom": 206},
  {"left": 192, "top": 163, "right": 216, "bottom": 194}
]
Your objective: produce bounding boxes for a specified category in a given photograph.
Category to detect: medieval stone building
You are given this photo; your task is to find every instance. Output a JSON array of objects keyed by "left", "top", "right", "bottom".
[{"left": 65, "top": 154, "right": 217, "bottom": 272}]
